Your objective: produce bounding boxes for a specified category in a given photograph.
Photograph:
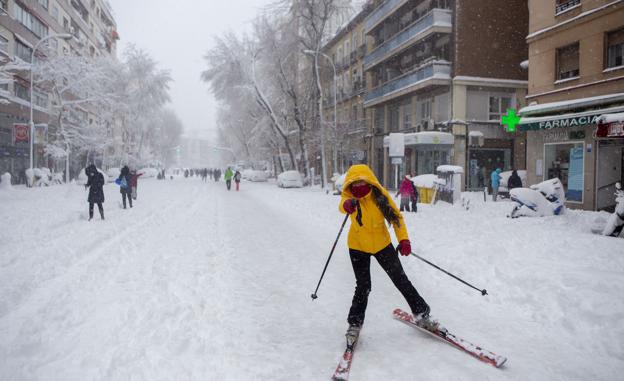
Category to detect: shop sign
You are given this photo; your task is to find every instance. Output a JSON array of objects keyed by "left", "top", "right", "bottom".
[
  {"left": 520, "top": 114, "right": 601, "bottom": 131},
  {"left": 596, "top": 122, "right": 624, "bottom": 138},
  {"left": 391, "top": 157, "right": 403, "bottom": 165},
  {"left": 543, "top": 129, "right": 585, "bottom": 142},
  {"left": 13, "top": 124, "right": 29, "bottom": 144}
]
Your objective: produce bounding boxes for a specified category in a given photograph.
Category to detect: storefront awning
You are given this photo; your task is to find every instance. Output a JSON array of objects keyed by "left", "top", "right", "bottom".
[
  {"left": 383, "top": 131, "right": 454, "bottom": 148},
  {"left": 518, "top": 105, "right": 624, "bottom": 131}
]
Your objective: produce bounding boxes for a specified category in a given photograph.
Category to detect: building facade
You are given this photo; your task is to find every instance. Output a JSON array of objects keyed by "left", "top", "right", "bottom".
[
  {"left": 0, "top": 0, "right": 118, "bottom": 183},
  {"left": 519, "top": 0, "right": 624, "bottom": 211},
  {"left": 362, "top": 0, "right": 528, "bottom": 189}
]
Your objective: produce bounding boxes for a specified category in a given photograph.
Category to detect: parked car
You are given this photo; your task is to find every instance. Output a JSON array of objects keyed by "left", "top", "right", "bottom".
[
  {"left": 277, "top": 171, "right": 304, "bottom": 188},
  {"left": 249, "top": 170, "right": 269, "bottom": 182}
]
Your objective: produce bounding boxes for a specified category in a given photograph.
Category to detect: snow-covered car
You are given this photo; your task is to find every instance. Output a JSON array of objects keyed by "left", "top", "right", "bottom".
[
  {"left": 139, "top": 167, "right": 159, "bottom": 178},
  {"left": 277, "top": 171, "right": 303, "bottom": 188},
  {"left": 249, "top": 170, "right": 269, "bottom": 182},
  {"left": 106, "top": 167, "right": 121, "bottom": 182},
  {"left": 77, "top": 167, "right": 109, "bottom": 185}
]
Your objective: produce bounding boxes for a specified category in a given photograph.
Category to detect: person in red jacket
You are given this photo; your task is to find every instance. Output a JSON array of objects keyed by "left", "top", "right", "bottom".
[
  {"left": 130, "top": 170, "right": 143, "bottom": 200},
  {"left": 395, "top": 175, "right": 415, "bottom": 212}
]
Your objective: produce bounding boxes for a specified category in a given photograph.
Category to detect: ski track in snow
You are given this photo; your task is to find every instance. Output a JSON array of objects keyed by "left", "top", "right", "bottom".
[{"left": 1, "top": 179, "right": 623, "bottom": 381}]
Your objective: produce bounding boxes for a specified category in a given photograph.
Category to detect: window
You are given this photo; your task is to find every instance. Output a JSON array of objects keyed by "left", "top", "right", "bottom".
[
  {"left": 389, "top": 104, "right": 399, "bottom": 132},
  {"left": 33, "top": 90, "right": 48, "bottom": 108},
  {"left": 15, "top": 40, "right": 33, "bottom": 62},
  {"left": 374, "top": 106, "right": 385, "bottom": 133},
  {"left": 0, "top": 35, "right": 8, "bottom": 56},
  {"left": 544, "top": 142, "right": 584, "bottom": 202},
  {"left": 489, "top": 96, "right": 512, "bottom": 121},
  {"left": 417, "top": 98, "right": 432, "bottom": 130},
  {"left": 14, "top": 3, "right": 49, "bottom": 38},
  {"left": 49, "top": 38, "right": 58, "bottom": 52},
  {"left": 403, "top": 102, "right": 412, "bottom": 130},
  {"left": 51, "top": 5, "right": 59, "bottom": 22},
  {"left": 38, "top": 0, "right": 48, "bottom": 10},
  {"left": 555, "top": 0, "right": 580, "bottom": 14},
  {"left": 14, "top": 82, "right": 30, "bottom": 101},
  {"left": 556, "top": 43, "right": 580, "bottom": 80},
  {"left": 606, "top": 28, "right": 624, "bottom": 69}
]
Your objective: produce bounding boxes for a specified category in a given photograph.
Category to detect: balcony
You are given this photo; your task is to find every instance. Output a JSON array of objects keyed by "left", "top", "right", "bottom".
[
  {"left": 364, "top": 0, "right": 409, "bottom": 35},
  {"left": 364, "top": 9, "right": 452, "bottom": 71},
  {"left": 555, "top": 0, "right": 581, "bottom": 15},
  {"left": 364, "top": 60, "right": 451, "bottom": 106}
]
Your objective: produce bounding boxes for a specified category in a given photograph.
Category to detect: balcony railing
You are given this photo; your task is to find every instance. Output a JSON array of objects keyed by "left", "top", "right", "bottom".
[
  {"left": 555, "top": 0, "right": 581, "bottom": 14},
  {"left": 364, "top": 60, "right": 451, "bottom": 105},
  {"left": 364, "top": 0, "right": 409, "bottom": 34},
  {"left": 364, "top": 9, "right": 452, "bottom": 71}
]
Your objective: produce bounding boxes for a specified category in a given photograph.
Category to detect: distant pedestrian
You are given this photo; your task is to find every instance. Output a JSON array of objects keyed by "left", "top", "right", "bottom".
[
  {"left": 85, "top": 164, "right": 105, "bottom": 221},
  {"left": 396, "top": 175, "right": 415, "bottom": 212},
  {"left": 224, "top": 167, "right": 234, "bottom": 191},
  {"left": 234, "top": 170, "right": 242, "bottom": 191},
  {"left": 490, "top": 168, "right": 502, "bottom": 201},
  {"left": 117, "top": 165, "right": 133, "bottom": 209},
  {"left": 184, "top": 169, "right": 189, "bottom": 178},
  {"left": 409, "top": 173, "right": 419, "bottom": 213},
  {"left": 507, "top": 170, "right": 523, "bottom": 190},
  {"left": 130, "top": 170, "right": 143, "bottom": 200}
]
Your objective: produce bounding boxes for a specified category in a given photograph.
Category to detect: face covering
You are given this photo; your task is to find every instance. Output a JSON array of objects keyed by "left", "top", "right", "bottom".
[{"left": 351, "top": 183, "right": 371, "bottom": 199}]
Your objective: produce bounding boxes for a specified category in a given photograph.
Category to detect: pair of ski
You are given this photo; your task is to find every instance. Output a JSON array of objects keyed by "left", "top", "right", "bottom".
[{"left": 331, "top": 308, "right": 507, "bottom": 380}]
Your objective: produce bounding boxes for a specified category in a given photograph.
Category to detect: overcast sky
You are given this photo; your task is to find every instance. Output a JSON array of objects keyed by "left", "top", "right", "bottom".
[{"left": 108, "top": 0, "right": 271, "bottom": 141}]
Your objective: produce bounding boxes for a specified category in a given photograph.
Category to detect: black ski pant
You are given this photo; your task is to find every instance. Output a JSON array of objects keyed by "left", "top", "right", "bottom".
[
  {"left": 399, "top": 197, "right": 411, "bottom": 212},
  {"left": 226, "top": 179, "right": 232, "bottom": 190},
  {"left": 121, "top": 191, "right": 132, "bottom": 208},
  {"left": 89, "top": 202, "right": 104, "bottom": 219},
  {"left": 348, "top": 244, "right": 428, "bottom": 327}
]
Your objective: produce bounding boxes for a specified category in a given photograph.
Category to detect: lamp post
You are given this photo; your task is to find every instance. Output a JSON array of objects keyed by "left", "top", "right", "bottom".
[
  {"left": 303, "top": 49, "right": 336, "bottom": 188},
  {"left": 29, "top": 33, "right": 73, "bottom": 172}
]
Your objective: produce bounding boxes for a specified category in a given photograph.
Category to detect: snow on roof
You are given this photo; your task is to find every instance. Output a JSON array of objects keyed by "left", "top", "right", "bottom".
[
  {"left": 598, "top": 112, "right": 624, "bottom": 124},
  {"left": 436, "top": 165, "right": 464, "bottom": 174},
  {"left": 526, "top": 0, "right": 624, "bottom": 40},
  {"left": 520, "top": 60, "right": 529, "bottom": 69},
  {"left": 519, "top": 93, "right": 624, "bottom": 116},
  {"left": 468, "top": 131, "right": 484, "bottom": 137}
]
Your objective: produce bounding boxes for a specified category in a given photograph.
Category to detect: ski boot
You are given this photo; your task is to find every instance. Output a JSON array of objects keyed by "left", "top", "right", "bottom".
[
  {"left": 345, "top": 324, "right": 361, "bottom": 349},
  {"left": 413, "top": 305, "right": 441, "bottom": 332}
]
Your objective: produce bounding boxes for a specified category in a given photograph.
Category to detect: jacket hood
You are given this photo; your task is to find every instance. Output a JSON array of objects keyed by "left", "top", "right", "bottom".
[
  {"left": 342, "top": 164, "right": 383, "bottom": 198},
  {"left": 496, "top": 168, "right": 502, "bottom": 173}
]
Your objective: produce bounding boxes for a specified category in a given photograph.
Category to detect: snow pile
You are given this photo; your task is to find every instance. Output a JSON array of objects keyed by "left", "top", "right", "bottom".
[
  {"left": 0, "top": 173, "right": 11, "bottom": 190},
  {"left": 437, "top": 165, "right": 463, "bottom": 174},
  {"left": 598, "top": 112, "right": 624, "bottom": 124},
  {"left": 411, "top": 174, "right": 439, "bottom": 188}
]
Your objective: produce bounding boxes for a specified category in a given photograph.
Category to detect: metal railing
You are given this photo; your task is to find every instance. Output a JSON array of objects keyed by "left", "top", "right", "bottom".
[
  {"left": 364, "top": 9, "right": 452, "bottom": 70},
  {"left": 364, "top": 60, "right": 450, "bottom": 104},
  {"left": 364, "top": 0, "right": 408, "bottom": 34},
  {"left": 555, "top": 0, "right": 581, "bottom": 14}
]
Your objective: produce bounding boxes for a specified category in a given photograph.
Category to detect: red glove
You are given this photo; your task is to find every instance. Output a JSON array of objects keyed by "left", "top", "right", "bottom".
[
  {"left": 398, "top": 240, "right": 411, "bottom": 256},
  {"left": 343, "top": 199, "right": 357, "bottom": 214}
]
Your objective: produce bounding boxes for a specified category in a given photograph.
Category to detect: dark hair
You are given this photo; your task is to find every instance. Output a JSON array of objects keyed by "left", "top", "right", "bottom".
[{"left": 371, "top": 186, "right": 401, "bottom": 227}]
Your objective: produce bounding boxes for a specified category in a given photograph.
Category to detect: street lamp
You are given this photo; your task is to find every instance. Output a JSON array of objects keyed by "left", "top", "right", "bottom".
[
  {"left": 303, "top": 49, "right": 337, "bottom": 188},
  {"left": 29, "top": 33, "right": 73, "bottom": 172}
]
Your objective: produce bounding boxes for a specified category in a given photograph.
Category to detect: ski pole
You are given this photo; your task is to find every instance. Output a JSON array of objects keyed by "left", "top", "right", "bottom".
[
  {"left": 410, "top": 252, "right": 488, "bottom": 296},
  {"left": 311, "top": 213, "right": 350, "bottom": 300}
]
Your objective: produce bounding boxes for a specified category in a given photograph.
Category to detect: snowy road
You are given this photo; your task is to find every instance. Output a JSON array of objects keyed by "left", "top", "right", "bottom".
[{"left": 1, "top": 178, "right": 623, "bottom": 380}]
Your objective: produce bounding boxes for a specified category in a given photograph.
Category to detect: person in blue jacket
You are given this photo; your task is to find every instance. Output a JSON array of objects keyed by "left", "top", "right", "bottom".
[{"left": 490, "top": 168, "right": 502, "bottom": 201}]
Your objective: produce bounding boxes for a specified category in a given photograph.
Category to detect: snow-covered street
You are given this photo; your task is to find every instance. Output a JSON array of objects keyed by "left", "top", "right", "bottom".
[{"left": 1, "top": 179, "right": 624, "bottom": 381}]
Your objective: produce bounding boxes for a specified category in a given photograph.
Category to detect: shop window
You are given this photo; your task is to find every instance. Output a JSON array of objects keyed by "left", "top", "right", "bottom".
[
  {"left": 556, "top": 43, "right": 580, "bottom": 80},
  {"left": 544, "top": 142, "right": 584, "bottom": 202},
  {"left": 489, "top": 96, "right": 512, "bottom": 122},
  {"left": 606, "top": 28, "right": 624, "bottom": 69}
]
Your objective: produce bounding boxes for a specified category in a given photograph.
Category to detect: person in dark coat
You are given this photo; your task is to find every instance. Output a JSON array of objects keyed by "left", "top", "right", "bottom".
[
  {"left": 85, "top": 164, "right": 105, "bottom": 220},
  {"left": 508, "top": 170, "right": 523, "bottom": 190},
  {"left": 117, "top": 165, "right": 133, "bottom": 209},
  {"left": 409, "top": 172, "right": 419, "bottom": 213}
]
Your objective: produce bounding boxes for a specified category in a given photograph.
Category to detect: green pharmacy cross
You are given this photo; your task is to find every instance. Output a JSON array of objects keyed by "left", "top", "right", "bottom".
[{"left": 501, "top": 109, "right": 520, "bottom": 133}]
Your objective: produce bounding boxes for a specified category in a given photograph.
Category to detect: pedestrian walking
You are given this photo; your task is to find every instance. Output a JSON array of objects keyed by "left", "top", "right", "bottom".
[
  {"left": 395, "top": 175, "right": 415, "bottom": 212},
  {"left": 130, "top": 170, "right": 142, "bottom": 200},
  {"left": 490, "top": 168, "right": 502, "bottom": 201},
  {"left": 409, "top": 173, "right": 419, "bottom": 213},
  {"left": 224, "top": 167, "right": 233, "bottom": 190},
  {"left": 507, "top": 170, "right": 523, "bottom": 190},
  {"left": 234, "top": 170, "right": 242, "bottom": 191},
  {"left": 117, "top": 165, "right": 133, "bottom": 209},
  {"left": 339, "top": 164, "right": 431, "bottom": 340},
  {"left": 85, "top": 164, "right": 105, "bottom": 221}
]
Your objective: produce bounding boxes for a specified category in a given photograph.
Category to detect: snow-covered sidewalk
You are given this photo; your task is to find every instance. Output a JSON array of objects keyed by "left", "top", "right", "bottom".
[{"left": 1, "top": 179, "right": 623, "bottom": 380}]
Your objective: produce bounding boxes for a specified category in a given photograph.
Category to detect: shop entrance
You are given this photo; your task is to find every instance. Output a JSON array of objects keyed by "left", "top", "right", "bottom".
[
  {"left": 597, "top": 140, "right": 624, "bottom": 211},
  {"left": 467, "top": 148, "right": 511, "bottom": 190}
]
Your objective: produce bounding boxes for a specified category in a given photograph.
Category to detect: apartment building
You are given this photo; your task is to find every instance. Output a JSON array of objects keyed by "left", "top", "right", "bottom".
[
  {"left": 0, "top": 0, "right": 118, "bottom": 183},
  {"left": 519, "top": 0, "right": 624, "bottom": 211},
  {"left": 363, "top": 0, "right": 528, "bottom": 189},
  {"left": 321, "top": 3, "right": 374, "bottom": 175}
]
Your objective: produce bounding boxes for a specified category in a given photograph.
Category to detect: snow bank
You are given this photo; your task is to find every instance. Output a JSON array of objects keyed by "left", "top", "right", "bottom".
[{"left": 0, "top": 173, "right": 11, "bottom": 190}]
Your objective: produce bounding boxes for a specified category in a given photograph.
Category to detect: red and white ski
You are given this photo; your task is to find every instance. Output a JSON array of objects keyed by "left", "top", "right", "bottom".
[
  {"left": 393, "top": 308, "right": 507, "bottom": 368},
  {"left": 331, "top": 328, "right": 361, "bottom": 380}
]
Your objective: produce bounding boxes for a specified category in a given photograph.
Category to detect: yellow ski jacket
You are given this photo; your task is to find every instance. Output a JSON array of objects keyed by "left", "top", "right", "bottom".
[{"left": 339, "top": 164, "right": 409, "bottom": 254}]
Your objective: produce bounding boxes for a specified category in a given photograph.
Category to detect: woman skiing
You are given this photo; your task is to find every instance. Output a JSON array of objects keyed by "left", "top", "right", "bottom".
[
  {"left": 85, "top": 164, "right": 105, "bottom": 220},
  {"left": 339, "top": 164, "right": 430, "bottom": 338}
]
